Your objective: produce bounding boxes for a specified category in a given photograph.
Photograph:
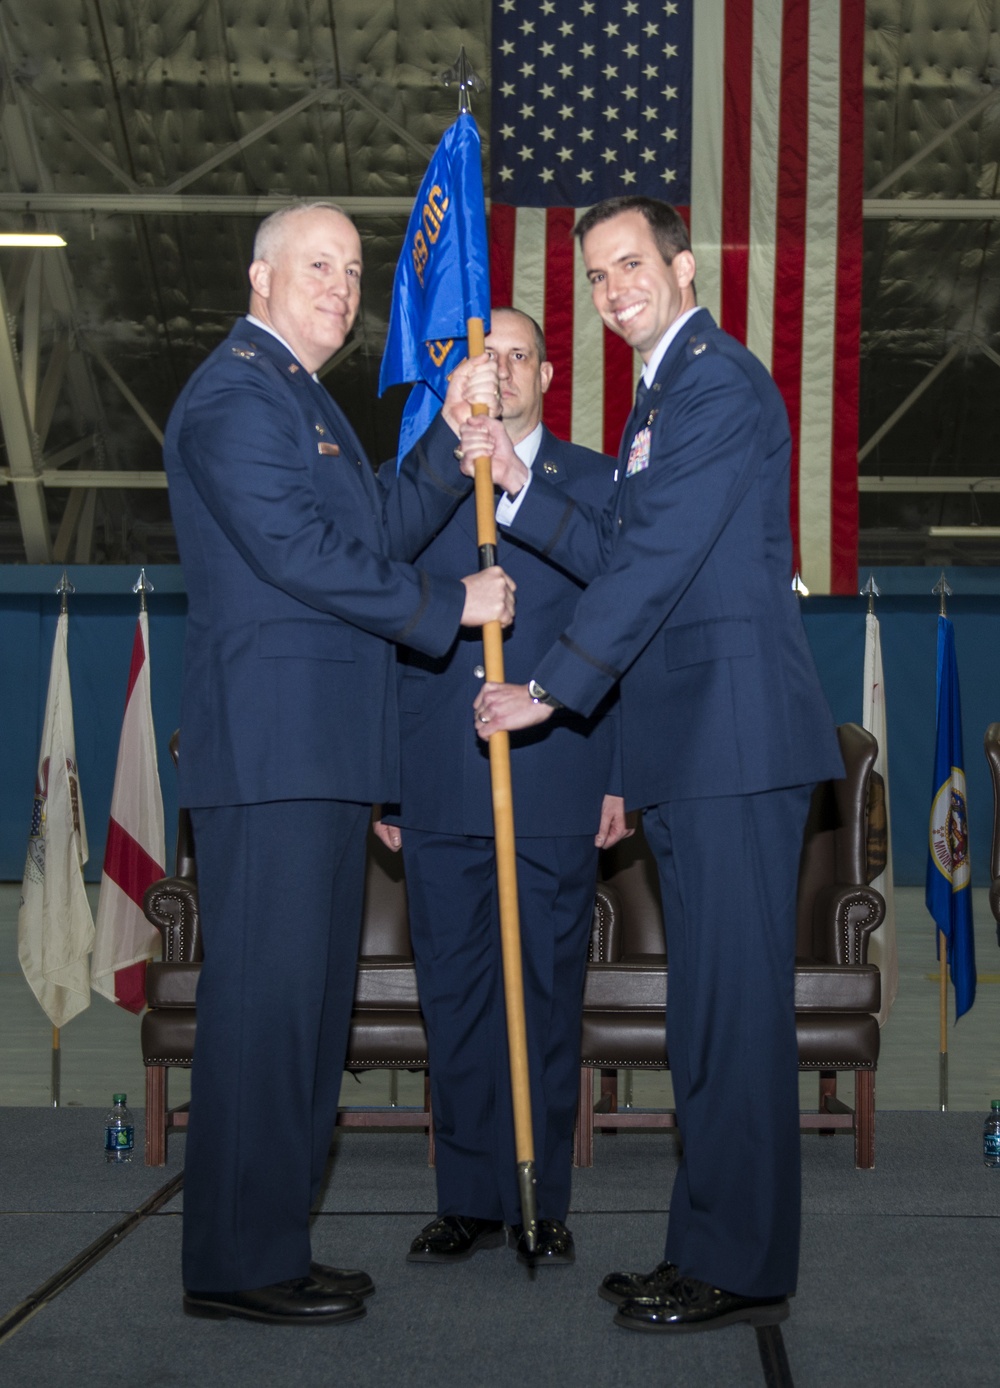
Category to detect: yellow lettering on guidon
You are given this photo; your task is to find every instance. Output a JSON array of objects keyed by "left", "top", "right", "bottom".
[
  {"left": 425, "top": 187, "right": 450, "bottom": 241},
  {"left": 427, "top": 340, "right": 454, "bottom": 368},
  {"left": 411, "top": 186, "right": 451, "bottom": 288}
]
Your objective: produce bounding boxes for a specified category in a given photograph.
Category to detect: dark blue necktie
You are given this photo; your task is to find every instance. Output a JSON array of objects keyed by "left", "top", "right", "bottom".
[{"left": 634, "top": 377, "right": 650, "bottom": 419}]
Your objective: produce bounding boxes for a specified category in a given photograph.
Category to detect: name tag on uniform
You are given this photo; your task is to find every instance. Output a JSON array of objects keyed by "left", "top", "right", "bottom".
[
  {"left": 318, "top": 442, "right": 341, "bottom": 457},
  {"left": 626, "top": 426, "right": 651, "bottom": 476}
]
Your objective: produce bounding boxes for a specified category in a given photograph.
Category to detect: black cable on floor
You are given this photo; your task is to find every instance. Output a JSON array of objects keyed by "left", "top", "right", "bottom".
[
  {"left": 756, "top": 1324, "right": 796, "bottom": 1388},
  {"left": 0, "top": 1170, "right": 183, "bottom": 1346}
]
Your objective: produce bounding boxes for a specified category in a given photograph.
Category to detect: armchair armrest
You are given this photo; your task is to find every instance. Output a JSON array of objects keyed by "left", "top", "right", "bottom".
[
  {"left": 811, "top": 883, "right": 885, "bottom": 966},
  {"left": 590, "top": 882, "right": 623, "bottom": 962},
  {"left": 143, "top": 876, "right": 202, "bottom": 964}
]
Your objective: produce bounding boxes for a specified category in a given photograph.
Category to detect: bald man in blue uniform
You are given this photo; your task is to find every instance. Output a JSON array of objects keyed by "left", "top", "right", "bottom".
[
  {"left": 163, "top": 201, "right": 514, "bottom": 1327},
  {"left": 466, "top": 198, "right": 843, "bottom": 1336},
  {"left": 376, "top": 309, "right": 626, "bottom": 1267}
]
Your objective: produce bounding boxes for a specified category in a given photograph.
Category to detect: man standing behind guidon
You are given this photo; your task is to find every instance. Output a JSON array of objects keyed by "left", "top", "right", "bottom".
[
  {"left": 463, "top": 196, "right": 842, "bottom": 1337},
  {"left": 163, "top": 200, "right": 514, "bottom": 1329},
  {"left": 376, "top": 307, "right": 628, "bottom": 1270}
]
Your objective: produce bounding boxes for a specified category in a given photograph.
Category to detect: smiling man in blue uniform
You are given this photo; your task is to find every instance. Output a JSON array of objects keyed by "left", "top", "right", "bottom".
[
  {"left": 163, "top": 201, "right": 514, "bottom": 1328},
  {"left": 461, "top": 197, "right": 843, "bottom": 1336},
  {"left": 375, "top": 308, "right": 627, "bottom": 1269}
]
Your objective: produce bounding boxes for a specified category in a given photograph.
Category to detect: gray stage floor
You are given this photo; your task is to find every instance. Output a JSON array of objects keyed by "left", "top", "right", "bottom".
[{"left": 2, "top": 1112, "right": 1000, "bottom": 1387}]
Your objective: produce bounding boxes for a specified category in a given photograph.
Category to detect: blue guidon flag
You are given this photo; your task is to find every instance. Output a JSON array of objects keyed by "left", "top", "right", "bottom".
[
  {"left": 926, "top": 613, "right": 976, "bottom": 1020},
  {"left": 379, "top": 112, "right": 491, "bottom": 465}
]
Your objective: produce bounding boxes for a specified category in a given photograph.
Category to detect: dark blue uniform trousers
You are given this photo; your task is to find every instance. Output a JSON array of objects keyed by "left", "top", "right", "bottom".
[
  {"left": 403, "top": 830, "right": 597, "bottom": 1227},
  {"left": 642, "top": 784, "right": 814, "bottom": 1299},
  {"left": 182, "top": 799, "right": 369, "bottom": 1293}
]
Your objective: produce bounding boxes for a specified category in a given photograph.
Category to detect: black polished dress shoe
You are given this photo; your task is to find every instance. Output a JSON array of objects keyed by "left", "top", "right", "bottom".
[
  {"left": 511, "top": 1219, "right": 575, "bottom": 1266},
  {"left": 598, "top": 1260, "right": 679, "bottom": 1306},
  {"left": 407, "top": 1215, "right": 506, "bottom": 1263},
  {"left": 613, "top": 1276, "right": 789, "bottom": 1334},
  {"left": 183, "top": 1277, "right": 366, "bottom": 1325},
  {"left": 309, "top": 1262, "right": 375, "bottom": 1298}
]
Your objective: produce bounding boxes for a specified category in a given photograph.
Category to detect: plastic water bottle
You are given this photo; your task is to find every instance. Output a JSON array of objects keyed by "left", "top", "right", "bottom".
[
  {"left": 104, "top": 1093, "right": 134, "bottom": 1164},
  {"left": 984, "top": 1101, "right": 1000, "bottom": 1168}
]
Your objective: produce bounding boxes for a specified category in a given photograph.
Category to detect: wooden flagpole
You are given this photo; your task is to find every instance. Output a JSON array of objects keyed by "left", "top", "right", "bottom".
[{"left": 467, "top": 314, "right": 538, "bottom": 1255}]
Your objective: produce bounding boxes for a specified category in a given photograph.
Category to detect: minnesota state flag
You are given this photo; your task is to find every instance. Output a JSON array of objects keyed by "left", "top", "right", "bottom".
[{"left": 926, "top": 614, "right": 976, "bottom": 1020}]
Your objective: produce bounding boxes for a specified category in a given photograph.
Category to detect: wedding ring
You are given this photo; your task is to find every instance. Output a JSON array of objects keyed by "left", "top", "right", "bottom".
[{"left": 478, "top": 712, "right": 490, "bottom": 724}]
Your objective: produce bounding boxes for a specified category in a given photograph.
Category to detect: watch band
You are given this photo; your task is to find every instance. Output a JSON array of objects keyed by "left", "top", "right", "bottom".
[{"left": 528, "top": 678, "right": 563, "bottom": 709}]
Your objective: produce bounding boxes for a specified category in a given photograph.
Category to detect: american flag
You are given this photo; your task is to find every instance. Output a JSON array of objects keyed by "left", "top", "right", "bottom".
[{"left": 489, "top": 0, "right": 862, "bottom": 595}]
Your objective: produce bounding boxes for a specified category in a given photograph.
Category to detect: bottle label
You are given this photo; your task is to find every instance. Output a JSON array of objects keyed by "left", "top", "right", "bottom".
[
  {"left": 984, "top": 1134, "right": 1000, "bottom": 1157},
  {"left": 105, "top": 1125, "right": 135, "bottom": 1152}
]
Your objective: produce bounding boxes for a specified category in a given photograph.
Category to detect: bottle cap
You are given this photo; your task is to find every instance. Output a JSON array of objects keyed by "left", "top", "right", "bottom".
[{"left": 113, "top": 1093, "right": 126, "bottom": 1104}]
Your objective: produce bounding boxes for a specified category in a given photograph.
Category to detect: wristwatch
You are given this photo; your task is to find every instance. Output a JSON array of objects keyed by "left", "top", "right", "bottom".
[{"left": 528, "top": 679, "right": 563, "bottom": 709}]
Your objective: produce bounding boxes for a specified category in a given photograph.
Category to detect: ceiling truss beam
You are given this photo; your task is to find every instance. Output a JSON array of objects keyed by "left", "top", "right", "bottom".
[{"left": 0, "top": 268, "right": 51, "bottom": 559}]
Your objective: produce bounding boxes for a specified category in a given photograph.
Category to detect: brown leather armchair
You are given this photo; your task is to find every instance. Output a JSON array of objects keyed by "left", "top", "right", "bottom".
[
  {"left": 986, "top": 723, "right": 1000, "bottom": 942},
  {"left": 140, "top": 738, "right": 431, "bottom": 1165},
  {"left": 574, "top": 723, "right": 885, "bottom": 1170}
]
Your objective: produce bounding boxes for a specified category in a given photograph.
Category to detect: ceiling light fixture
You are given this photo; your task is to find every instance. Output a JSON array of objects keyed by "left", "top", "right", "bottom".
[
  {"left": 0, "top": 232, "right": 67, "bottom": 248},
  {"left": 927, "top": 526, "right": 1000, "bottom": 537}
]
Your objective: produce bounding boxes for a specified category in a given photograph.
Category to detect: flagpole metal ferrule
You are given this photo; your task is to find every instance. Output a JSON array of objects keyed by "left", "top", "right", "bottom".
[
  {"left": 477, "top": 542, "right": 497, "bottom": 571},
  {"left": 517, "top": 1161, "right": 538, "bottom": 1256}
]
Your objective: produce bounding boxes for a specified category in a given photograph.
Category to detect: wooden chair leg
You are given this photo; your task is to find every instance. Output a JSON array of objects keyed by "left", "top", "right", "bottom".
[
  {"left": 425, "top": 1073, "right": 435, "bottom": 1168},
  {"left": 574, "top": 1066, "right": 594, "bottom": 1167},
  {"left": 818, "top": 1069, "right": 837, "bottom": 1137},
  {"left": 855, "top": 1068, "right": 875, "bottom": 1169},
  {"left": 598, "top": 1067, "right": 619, "bottom": 1113},
  {"left": 145, "top": 1064, "right": 166, "bottom": 1167}
]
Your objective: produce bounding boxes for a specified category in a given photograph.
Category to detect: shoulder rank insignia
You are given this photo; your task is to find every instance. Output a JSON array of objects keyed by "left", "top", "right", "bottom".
[{"left": 230, "top": 346, "right": 256, "bottom": 360}]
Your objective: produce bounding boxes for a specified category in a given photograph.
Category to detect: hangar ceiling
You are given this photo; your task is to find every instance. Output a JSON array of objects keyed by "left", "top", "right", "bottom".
[{"left": 0, "top": 0, "right": 999, "bottom": 569}]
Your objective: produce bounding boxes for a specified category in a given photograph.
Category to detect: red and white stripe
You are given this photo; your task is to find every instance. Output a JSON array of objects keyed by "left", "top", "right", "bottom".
[
  {"left": 490, "top": 0, "right": 862, "bottom": 595},
  {"left": 92, "top": 612, "right": 165, "bottom": 1014}
]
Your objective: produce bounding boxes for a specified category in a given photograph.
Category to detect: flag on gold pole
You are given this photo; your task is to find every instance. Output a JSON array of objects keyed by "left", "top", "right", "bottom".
[
  {"left": 18, "top": 610, "right": 94, "bottom": 1029},
  {"left": 92, "top": 598, "right": 166, "bottom": 1013},
  {"left": 862, "top": 603, "right": 898, "bottom": 1024}
]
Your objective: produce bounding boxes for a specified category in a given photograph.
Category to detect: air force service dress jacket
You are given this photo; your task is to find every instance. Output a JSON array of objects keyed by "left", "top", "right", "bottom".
[
  {"left": 163, "top": 316, "right": 472, "bottom": 810},
  {"left": 391, "top": 426, "right": 619, "bottom": 838},
  {"left": 501, "top": 308, "right": 843, "bottom": 807}
]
